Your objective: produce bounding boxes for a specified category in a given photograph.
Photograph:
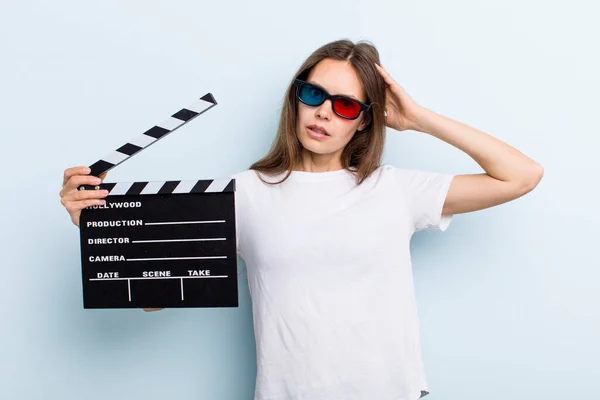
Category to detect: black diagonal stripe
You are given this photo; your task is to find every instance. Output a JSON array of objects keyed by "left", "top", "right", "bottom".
[
  {"left": 223, "top": 179, "right": 235, "bottom": 193},
  {"left": 89, "top": 160, "right": 114, "bottom": 177},
  {"left": 190, "top": 180, "right": 212, "bottom": 193},
  {"left": 157, "top": 181, "right": 180, "bottom": 194},
  {"left": 143, "top": 126, "right": 170, "bottom": 139},
  {"left": 100, "top": 182, "right": 117, "bottom": 192},
  {"left": 172, "top": 108, "right": 199, "bottom": 122},
  {"left": 125, "top": 182, "right": 148, "bottom": 195},
  {"left": 201, "top": 93, "right": 217, "bottom": 104},
  {"left": 117, "top": 143, "right": 143, "bottom": 155}
]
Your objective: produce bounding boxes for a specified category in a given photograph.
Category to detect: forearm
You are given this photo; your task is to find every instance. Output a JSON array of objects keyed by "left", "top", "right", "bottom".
[{"left": 411, "top": 107, "right": 543, "bottom": 184}]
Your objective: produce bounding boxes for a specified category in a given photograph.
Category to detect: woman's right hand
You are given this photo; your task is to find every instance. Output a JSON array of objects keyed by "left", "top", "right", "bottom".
[{"left": 59, "top": 166, "right": 109, "bottom": 227}]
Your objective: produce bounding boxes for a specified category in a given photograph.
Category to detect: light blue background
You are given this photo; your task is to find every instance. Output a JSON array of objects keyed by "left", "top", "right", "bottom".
[{"left": 1, "top": 1, "right": 597, "bottom": 399}]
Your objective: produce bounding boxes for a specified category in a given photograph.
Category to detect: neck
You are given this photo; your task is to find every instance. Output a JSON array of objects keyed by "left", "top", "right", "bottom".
[{"left": 296, "top": 149, "right": 343, "bottom": 172}]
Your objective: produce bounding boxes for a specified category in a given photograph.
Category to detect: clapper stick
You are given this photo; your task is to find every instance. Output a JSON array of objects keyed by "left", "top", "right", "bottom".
[{"left": 78, "top": 93, "right": 217, "bottom": 191}]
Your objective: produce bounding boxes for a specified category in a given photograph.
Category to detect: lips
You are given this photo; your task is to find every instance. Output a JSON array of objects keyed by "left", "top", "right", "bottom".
[{"left": 307, "top": 124, "right": 329, "bottom": 136}]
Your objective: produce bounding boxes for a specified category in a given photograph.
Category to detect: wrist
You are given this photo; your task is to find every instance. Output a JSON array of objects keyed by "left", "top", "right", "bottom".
[{"left": 410, "top": 106, "right": 433, "bottom": 133}]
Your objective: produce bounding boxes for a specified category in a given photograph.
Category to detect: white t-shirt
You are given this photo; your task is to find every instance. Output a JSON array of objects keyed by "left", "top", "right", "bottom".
[{"left": 231, "top": 163, "right": 455, "bottom": 400}]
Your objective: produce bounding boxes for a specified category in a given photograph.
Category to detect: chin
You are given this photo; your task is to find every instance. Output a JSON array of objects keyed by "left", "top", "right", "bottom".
[{"left": 298, "top": 136, "right": 330, "bottom": 154}]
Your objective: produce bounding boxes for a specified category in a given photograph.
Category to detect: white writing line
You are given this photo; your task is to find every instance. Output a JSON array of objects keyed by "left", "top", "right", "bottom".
[
  {"left": 89, "top": 275, "right": 228, "bottom": 281},
  {"left": 181, "top": 278, "right": 184, "bottom": 301},
  {"left": 126, "top": 256, "right": 227, "bottom": 261},
  {"left": 131, "top": 238, "right": 226, "bottom": 243},
  {"left": 144, "top": 220, "right": 225, "bottom": 226}
]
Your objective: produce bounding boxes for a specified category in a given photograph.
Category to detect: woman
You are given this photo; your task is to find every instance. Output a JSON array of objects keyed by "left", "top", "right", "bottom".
[{"left": 59, "top": 39, "right": 543, "bottom": 400}]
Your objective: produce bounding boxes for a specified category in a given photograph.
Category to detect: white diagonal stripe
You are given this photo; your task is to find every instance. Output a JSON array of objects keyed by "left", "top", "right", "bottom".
[
  {"left": 204, "top": 179, "right": 230, "bottom": 193},
  {"left": 140, "top": 181, "right": 165, "bottom": 195},
  {"left": 109, "top": 182, "right": 134, "bottom": 195},
  {"left": 172, "top": 180, "right": 197, "bottom": 194},
  {"left": 184, "top": 99, "right": 212, "bottom": 114},
  {"left": 102, "top": 151, "right": 129, "bottom": 165},
  {"left": 156, "top": 116, "right": 185, "bottom": 131},
  {"left": 129, "top": 134, "right": 156, "bottom": 148}
]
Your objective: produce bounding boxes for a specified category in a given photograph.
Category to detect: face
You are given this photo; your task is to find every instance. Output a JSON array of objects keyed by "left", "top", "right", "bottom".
[{"left": 295, "top": 58, "right": 369, "bottom": 165}]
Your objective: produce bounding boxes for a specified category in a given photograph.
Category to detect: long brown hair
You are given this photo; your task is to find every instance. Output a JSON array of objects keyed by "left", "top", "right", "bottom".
[{"left": 249, "top": 38, "right": 387, "bottom": 186}]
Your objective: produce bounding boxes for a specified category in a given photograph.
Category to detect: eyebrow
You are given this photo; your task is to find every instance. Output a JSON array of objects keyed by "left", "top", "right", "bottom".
[{"left": 307, "top": 80, "right": 360, "bottom": 100}]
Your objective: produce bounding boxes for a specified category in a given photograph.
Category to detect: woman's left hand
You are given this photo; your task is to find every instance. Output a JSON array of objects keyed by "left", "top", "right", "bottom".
[{"left": 374, "top": 63, "right": 424, "bottom": 132}]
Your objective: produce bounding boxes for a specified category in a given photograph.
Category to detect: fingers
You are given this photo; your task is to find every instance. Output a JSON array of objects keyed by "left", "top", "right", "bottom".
[
  {"left": 60, "top": 187, "right": 109, "bottom": 209},
  {"left": 62, "top": 166, "right": 109, "bottom": 187},
  {"left": 63, "top": 187, "right": 108, "bottom": 204},
  {"left": 60, "top": 166, "right": 109, "bottom": 207},
  {"left": 374, "top": 63, "right": 396, "bottom": 87},
  {"left": 71, "top": 188, "right": 109, "bottom": 202},
  {"left": 375, "top": 63, "right": 406, "bottom": 96},
  {"left": 60, "top": 174, "right": 104, "bottom": 196},
  {"left": 60, "top": 166, "right": 111, "bottom": 227},
  {"left": 63, "top": 166, "right": 91, "bottom": 186},
  {"left": 63, "top": 197, "right": 108, "bottom": 214}
]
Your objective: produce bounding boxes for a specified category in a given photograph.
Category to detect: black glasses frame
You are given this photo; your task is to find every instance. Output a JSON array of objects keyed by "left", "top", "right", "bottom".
[{"left": 293, "top": 79, "right": 371, "bottom": 120}]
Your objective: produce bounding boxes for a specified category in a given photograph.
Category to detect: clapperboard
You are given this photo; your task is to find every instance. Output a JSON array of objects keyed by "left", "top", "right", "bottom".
[{"left": 78, "top": 94, "right": 238, "bottom": 309}]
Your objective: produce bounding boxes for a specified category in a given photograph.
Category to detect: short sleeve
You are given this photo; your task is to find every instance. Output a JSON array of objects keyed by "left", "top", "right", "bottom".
[{"left": 392, "top": 167, "right": 455, "bottom": 232}]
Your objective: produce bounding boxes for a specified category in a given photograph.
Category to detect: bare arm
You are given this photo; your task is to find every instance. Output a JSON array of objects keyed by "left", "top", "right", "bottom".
[
  {"left": 373, "top": 62, "right": 543, "bottom": 215},
  {"left": 411, "top": 108, "right": 544, "bottom": 215}
]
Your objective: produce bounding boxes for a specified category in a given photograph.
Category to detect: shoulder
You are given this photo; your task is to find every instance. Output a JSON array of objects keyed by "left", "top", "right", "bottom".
[
  {"left": 229, "top": 169, "right": 253, "bottom": 194},
  {"left": 231, "top": 168, "right": 292, "bottom": 185},
  {"left": 377, "top": 163, "right": 452, "bottom": 183},
  {"left": 230, "top": 169, "right": 282, "bottom": 194},
  {"left": 230, "top": 169, "right": 254, "bottom": 181},
  {"left": 377, "top": 163, "right": 398, "bottom": 174},
  {"left": 230, "top": 169, "right": 274, "bottom": 185},
  {"left": 375, "top": 163, "right": 421, "bottom": 176},
  {"left": 371, "top": 164, "right": 454, "bottom": 200},
  {"left": 366, "top": 163, "right": 402, "bottom": 182}
]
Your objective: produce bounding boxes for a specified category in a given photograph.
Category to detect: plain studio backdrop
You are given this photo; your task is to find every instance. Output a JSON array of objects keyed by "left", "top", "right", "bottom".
[{"left": 0, "top": 1, "right": 597, "bottom": 399}]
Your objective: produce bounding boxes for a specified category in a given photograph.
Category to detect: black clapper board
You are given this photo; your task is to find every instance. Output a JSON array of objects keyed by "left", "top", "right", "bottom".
[{"left": 78, "top": 94, "right": 238, "bottom": 309}]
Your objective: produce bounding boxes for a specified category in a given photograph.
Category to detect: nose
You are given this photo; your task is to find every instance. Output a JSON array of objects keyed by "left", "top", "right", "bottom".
[{"left": 316, "top": 99, "right": 332, "bottom": 120}]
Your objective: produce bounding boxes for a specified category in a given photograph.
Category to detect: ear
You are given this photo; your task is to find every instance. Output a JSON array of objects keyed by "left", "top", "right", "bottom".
[{"left": 357, "top": 114, "right": 370, "bottom": 132}]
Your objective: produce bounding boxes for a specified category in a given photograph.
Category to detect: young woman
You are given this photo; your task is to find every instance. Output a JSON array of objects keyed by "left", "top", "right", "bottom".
[{"left": 60, "top": 39, "right": 543, "bottom": 400}]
